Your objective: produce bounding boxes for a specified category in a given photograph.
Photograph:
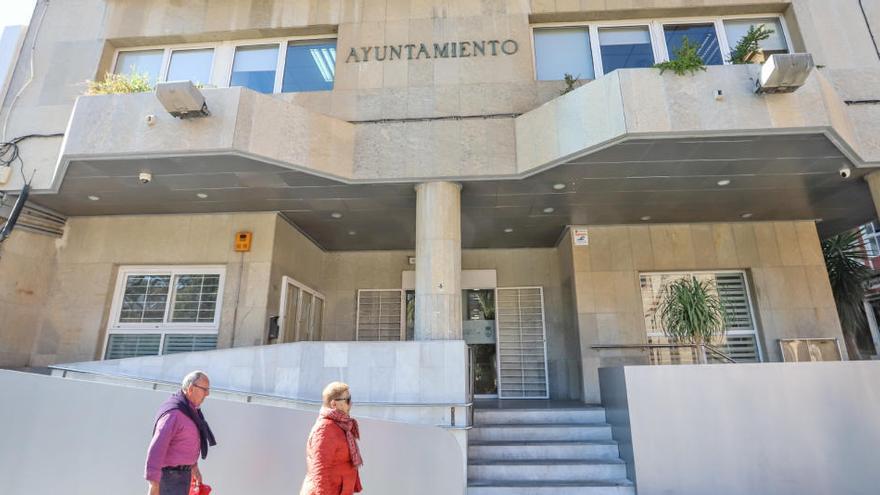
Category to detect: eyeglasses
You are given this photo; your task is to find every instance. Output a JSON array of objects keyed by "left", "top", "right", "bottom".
[
  {"left": 192, "top": 384, "right": 210, "bottom": 393},
  {"left": 335, "top": 396, "right": 352, "bottom": 404}
]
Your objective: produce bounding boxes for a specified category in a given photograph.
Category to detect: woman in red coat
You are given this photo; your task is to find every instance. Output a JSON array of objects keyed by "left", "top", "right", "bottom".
[{"left": 300, "top": 382, "right": 363, "bottom": 495}]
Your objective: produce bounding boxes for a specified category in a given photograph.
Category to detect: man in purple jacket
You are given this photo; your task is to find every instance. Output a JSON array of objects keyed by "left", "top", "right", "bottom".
[{"left": 145, "top": 370, "right": 217, "bottom": 495}]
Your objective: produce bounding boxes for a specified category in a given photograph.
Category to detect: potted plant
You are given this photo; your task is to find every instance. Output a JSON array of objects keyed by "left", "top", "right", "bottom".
[
  {"left": 85, "top": 71, "right": 153, "bottom": 95},
  {"left": 729, "top": 24, "right": 774, "bottom": 65},
  {"left": 822, "top": 231, "right": 875, "bottom": 360},
  {"left": 654, "top": 37, "right": 707, "bottom": 76},
  {"left": 655, "top": 276, "right": 727, "bottom": 363}
]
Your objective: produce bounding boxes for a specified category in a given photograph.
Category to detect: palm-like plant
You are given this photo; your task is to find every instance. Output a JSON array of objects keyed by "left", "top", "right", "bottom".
[
  {"left": 656, "top": 276, "right": 727, "bottom": 362},
  {"left": 822, "top": 231, "right": 874, "bottom": 359}
]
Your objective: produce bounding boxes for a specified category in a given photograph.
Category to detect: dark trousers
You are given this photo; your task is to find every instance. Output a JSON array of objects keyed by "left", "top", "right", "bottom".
[{"left": 160, "top": 467, "right": 191, "bottom": 495}]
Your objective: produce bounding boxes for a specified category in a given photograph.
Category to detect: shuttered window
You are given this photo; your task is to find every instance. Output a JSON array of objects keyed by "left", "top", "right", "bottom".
[
  {"left": 356, "top": 289, "right": 404, "bottom": 341},
  {"left": 104, "top": 266, "right": 225, "bottom": 360},
  {"left": 640, "top": 271, "right": 762, "bottom": 362},
  {"left": 496, "top": 287, "right": 549, "bottom": 399}
]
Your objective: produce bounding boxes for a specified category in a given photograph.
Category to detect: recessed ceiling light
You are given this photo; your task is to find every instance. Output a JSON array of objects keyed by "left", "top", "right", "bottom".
[
  {"left": 504, "top": 228, "right": 514, "bottom": 233},
  {"left": 816, "top": 218, "right": 824, "bottom": 223},
  {"left": 331, "top": 212, "right": 343, "bottom": 219},
  {"left": 543, "top": 207, "right": 555, "bottom": 214},
  {"left": 717, "top": 179, "right": 731, "bottom": 186},
  {"left": 741, "top": 213, "right": 753, "bottom": 219},
  {"left": 87, "top": 195, "right": 100, "bottom": 201},
  {"left": 640, "top": 216, "right": 651, "bottom": 221},
  {"left": 348, "top": 230, "right": 357, "bottom": 236},
  {"left": 196, "top": 193, "right": 208, "bottom": 199},
  {"left": 553, "top": 183, "right": 566, "bottom": 190}
]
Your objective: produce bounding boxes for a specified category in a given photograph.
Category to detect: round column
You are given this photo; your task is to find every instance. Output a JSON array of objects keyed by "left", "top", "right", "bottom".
[{"left": 414, "top": 181, "right": 462, "bottom": 340}]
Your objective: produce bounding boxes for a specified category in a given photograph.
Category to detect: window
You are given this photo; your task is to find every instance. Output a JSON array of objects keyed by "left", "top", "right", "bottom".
[
  {"left": 114, "top": 49, "right": 163, "bottom": 84},
  {"left": 104, "top": 266, "right": 225, "bottom": 359},
  {"left": 640, "top": 271, "right": 762, "bottom": 362},
  {"left": 724, "top": 18, "right": 789, "bottom": 57},
  {"left": 532, "top": 15, "right": 791, "bottom": 80},
  {"left": 663, "top": 23, "right": 723, "bottom": 65},
  {"left": 230, "top": 44, "right": 279, "bottom": 93},
  {"left": 860, "top": 221, "right": 880, "bottom": 257},
  {"left": 356, "top": 289, "right": 405, "bottom": 341},
  {"left": 598, "top": 26, "right": 655, "bottom": 74},
  {"left": 282, "top": 40, "right": 337, "bottom": 92},
  {"left": 533, "top": 28, "right": 595, "bottom": 81},
  {"left": 167, "top": 48, "right": 214, "bottom": 85},
  {"left": 277, "top": 276, "right": 325, "bottom": 343}
]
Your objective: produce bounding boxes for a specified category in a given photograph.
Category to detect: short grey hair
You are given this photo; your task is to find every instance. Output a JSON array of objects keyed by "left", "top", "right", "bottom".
[{"left": 181, "top": 370, "right": 209, "bottom": 390}]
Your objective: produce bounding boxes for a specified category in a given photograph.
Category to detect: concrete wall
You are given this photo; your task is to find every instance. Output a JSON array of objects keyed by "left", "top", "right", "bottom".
[
  {"left": 0, "top": 370, "right": 466, "bottom": 495},
  {"left": 3, "top": 0, "right": 880, "bottom": 190},
  {"left": 0, "top": 229, "right": 57, "bottom": 367},
  {"left": 599, "top": 362, "right": 880, "bottom": 495},
  {"left": 565, "top": 221, "right": 844, "bottom": 402},
  {"left": 29, "top": 212, "right": 280, "bottom": 365},
  {"left": 53, "top": 339, "right": 469, "bottom": 426}
]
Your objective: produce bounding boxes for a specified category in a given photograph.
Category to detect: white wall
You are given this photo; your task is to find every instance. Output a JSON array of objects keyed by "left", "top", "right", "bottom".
[
  {"left": 599, "top": 362, "right": 880, "bottom": 495},
  {"left": 0, "top": 370, "right": 465, "bottom": 495}
]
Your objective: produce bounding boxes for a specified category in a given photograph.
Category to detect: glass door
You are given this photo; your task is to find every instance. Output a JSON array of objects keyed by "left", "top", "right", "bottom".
[{"left": 463, "top": 289, "right": 498, "bottom": 397}]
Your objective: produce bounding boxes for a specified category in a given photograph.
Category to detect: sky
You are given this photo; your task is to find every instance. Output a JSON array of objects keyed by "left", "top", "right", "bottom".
[{"left": 1, "top": 0, "right": 37, "bottom": 29}]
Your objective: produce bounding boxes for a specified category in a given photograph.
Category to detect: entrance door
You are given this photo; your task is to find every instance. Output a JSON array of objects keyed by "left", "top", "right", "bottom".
[
  {"left": 278, "top": 276, "right": 325, "bottom": 343},
  {"left": 496, "top": 287, "right": 549, "bottom": 399},
  {"left": 463, "top": 289, "right": 498, "bottom": 397}
]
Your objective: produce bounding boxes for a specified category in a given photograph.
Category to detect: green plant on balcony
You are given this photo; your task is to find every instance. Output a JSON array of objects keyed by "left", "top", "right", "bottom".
[
  {"left": 85, "top": 72, "right": 153, "bottom": 95},
  {"left": 729, "top": 24, "right": 774, "bottom": 64},
  {"left": 656, "top": 276, "right": 727, "bottom": 362},
  {"left": 822, "top": 231, "right": 875, "bottom": 360},
  {"left": 654, "top": 37, "right": 707, "bottom": 76},
  {"left": 560, "top": 73, "right": 580, "bottom": 95}
]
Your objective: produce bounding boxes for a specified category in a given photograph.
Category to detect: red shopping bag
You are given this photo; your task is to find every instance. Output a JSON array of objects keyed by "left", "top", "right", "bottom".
[{"left": 189, "top": 476, "right": 212, "bottom": 495}]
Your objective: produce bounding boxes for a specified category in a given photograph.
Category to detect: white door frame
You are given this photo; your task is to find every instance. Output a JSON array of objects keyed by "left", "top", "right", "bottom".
[
  {"left": 495, "top": 286, "right": 550, "bottom": 399},
  {"left": 278, "top": 276, "right": 325, "bottom": 343}
]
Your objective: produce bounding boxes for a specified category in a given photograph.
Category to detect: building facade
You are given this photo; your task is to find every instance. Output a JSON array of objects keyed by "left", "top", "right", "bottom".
[{"left": 2, "top": 0, "right": 880, "bottom": 405}]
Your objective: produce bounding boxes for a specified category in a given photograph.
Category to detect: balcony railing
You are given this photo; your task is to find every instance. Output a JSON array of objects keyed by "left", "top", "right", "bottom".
[{"left": 591, "top": 343, "right": 737, "bottom": 366}]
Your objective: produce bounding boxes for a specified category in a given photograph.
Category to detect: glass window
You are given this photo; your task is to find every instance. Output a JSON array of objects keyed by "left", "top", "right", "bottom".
[
  {"left": 230, "top": 44, "right": 279, "bottom": 93},
  {"left": 119, "top": 274, "right": 170, "bottom": 323},
  {"left": 664, "top": 23, "right": 723, "bottom": 65},
  {"left": 861, "top": 221, "right": 880, "bottom": 257},
  {"left": 599, "top": 26, "right": 655, "bottom": 74},
  {"left": 113, "top": 268, "right": 224, "bottom": 328},
  {"left": 282, "top": 40, "right": 337, "bottom": 92},
  {"left": 533, "top": 28, "right": 595, "bottom": 81},
  {"left": 167, "top": 48, "right": 214, "bottom": 85},
  {"left": 114, "top": 49, "right": 163, "bottom": 85},
  {"left": 170, "top": 274, "right": 221, "bottom": 323},
  {"left": 724, "top": 18, "right": 789, "bottom": 56}
]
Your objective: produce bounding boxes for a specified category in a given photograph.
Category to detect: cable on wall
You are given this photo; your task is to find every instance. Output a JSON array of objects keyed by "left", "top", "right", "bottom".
[{"left": 859, "top": 0, "right": 880, "bottom": 62}]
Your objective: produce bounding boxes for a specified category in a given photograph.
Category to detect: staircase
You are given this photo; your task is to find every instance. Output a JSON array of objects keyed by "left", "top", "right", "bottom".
[{"left": 467, "top": 404, "right": 635, "bottom": 494}]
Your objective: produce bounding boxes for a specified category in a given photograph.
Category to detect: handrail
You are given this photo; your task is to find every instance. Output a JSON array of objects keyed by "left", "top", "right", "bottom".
[
  {"left": 49, "top": 366, "right": 473, "bottom": 422},
  {"left": 591, "top": 343, "right": 737, "bottom": 364}
]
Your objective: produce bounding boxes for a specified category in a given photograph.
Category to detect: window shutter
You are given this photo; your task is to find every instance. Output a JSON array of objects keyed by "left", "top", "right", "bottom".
[
  {"left": 163, "top": 334, "right": 219, "bottom": 354},
  {"left": 496, "top": 287, "right": 549, "bottom": 399},
  {"left": 356, "top": 290, "right": 403, "bottom": 341},
  {"left": 105, "top": 334, "right": 162, "bottom": 360}
]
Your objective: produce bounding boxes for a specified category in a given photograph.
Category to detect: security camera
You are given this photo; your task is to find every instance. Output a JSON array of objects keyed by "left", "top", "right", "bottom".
[
  {"left": 138, "top": 172, "right": 153, "bottom": 184},
  {"left": 839, "top": 166, "right": 852, "bottom": 179}
]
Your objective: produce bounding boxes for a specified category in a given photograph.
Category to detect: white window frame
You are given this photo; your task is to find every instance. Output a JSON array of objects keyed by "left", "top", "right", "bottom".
[
  {"left": 531, "top": 13, "right": 792, "bottom": 79},
  {"left": 355, "top": 289, "right": 406, "bottom": 341},
  {"left": 278, "top": 275, "right": 326, "bottom": 343},
  {"left": 103, "top": 265, "right": 226, "bottom": 359},
  {"left": 639, "top": 269, "right": 764, "bottom": 362},
  {"left": 860, "top": 221, "right": 880, "bottom": 257},
  {"left": 111, "top": 34, "right": 338, "bottom": 94}
]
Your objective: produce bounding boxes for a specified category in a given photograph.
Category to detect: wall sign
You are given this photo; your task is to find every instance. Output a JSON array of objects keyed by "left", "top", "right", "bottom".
[
  {"left": 572, "top": 227, "right": 589, "bottom": 247},
  {"left": 345, "top": 39, "right": 519, "bottom": 63}
]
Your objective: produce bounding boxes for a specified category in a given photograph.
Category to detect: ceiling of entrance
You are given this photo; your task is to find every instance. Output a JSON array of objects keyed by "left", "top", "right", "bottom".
[{"left": 34, "top": 134, "right": 875, "bottom": 250}]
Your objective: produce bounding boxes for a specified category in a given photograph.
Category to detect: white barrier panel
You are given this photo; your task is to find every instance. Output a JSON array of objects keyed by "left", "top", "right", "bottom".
[
  {"left": 0, "top": 371, "right": 465, "bottom": 495},
  {"left": 599, "top": 362, "right": 880, "bottom": 495}
]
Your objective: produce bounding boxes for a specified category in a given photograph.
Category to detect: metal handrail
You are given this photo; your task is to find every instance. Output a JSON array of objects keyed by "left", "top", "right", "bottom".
[
  {"left": 591, "top": 343, "right": 737, "bottom": 364},
  {"left": 50, "top": 366, "right": 473, "bottom": 427}
]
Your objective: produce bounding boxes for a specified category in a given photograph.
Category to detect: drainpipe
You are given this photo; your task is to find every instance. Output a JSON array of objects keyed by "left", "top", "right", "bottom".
[{"left": 859, "top": 0, "right": 880, "bottom": 61}]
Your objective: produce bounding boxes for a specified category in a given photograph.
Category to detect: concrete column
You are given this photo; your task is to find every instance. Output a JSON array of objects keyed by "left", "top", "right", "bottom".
[{"left": 414, "top": 181, "right": 462, "bottom": 340}]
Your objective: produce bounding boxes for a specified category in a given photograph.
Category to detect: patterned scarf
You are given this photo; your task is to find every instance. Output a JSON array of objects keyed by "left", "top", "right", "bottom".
[{"left": 319, "top": 407, "right": 363, "bottom": 468}]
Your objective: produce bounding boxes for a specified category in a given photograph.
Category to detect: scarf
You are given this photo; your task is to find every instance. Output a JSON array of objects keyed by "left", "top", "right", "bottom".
[
  {"left": 154, "top": 390, "right": 217, "bottom": 460},
  {"left": 320, "top": 407, "right": 363, "bottom": 468}
]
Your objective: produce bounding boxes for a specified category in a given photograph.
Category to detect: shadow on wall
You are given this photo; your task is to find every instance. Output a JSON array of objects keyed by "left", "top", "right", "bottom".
[{"left": 0, "top": 371, "right": 465, "bottom": 495}]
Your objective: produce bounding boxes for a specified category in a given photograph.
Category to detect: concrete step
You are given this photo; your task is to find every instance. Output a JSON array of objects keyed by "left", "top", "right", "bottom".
[
  {"left": 469, "top": 440, "right": 620, "bottom": 461},
  {"left": 474, "top": 407, "right": 606, "bottom": 425},
  {"left": 467, "top": 480, "right": 635, "bottom": 495},
  {"left": 468, "top": 459, "right": 627, "bottom": 482},
  {"left": 469, "top": 423, "right": 614, "bottom": 442}
]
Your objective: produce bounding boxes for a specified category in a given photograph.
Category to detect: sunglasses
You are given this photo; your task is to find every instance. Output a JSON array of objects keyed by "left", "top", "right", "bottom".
[{"left": 335, "top": 396, "right": 352, "bottom": 404}]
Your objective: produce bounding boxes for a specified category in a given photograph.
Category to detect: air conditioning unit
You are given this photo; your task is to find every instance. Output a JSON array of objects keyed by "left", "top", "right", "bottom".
[
  {"left": 755, "top": 53, "right": 815, "bottom": 94},
  {"left": 155, "top": 80, "right": 210, "bottom": 118}
]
